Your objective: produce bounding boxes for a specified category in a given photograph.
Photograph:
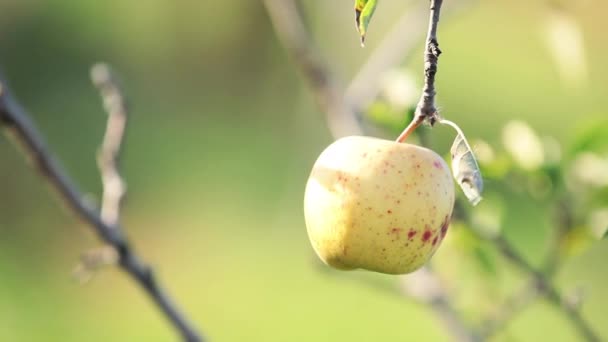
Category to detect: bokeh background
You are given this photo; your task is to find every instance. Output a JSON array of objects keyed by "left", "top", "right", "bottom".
[{"left": 1, "top": 1, "right": 607, "bottom": 341}]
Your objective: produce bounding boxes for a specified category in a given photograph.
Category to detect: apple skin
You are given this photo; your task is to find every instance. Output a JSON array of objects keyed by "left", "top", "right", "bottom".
[{"left": 304, "top": 136, "right": 455, "bottom": 274}]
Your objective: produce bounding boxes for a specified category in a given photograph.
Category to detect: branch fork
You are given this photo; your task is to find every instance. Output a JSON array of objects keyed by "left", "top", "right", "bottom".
[{"left": 0, "top": 65, "right": 203, "bottom": 342}]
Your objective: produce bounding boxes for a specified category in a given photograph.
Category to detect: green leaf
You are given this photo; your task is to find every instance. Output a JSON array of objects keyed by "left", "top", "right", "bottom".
[
  {"left": 472, "top": 245, "right": 497, "bottom": 276},
  {"left": 557, "top": 209, "right": 608, "bottom": 258},
  {"left": 479, "top": 154, "right": 512, "bottom": 181},
  {"left": 569, "top": 119, "right": 608, "bottom": 157},
  {"left": 449, "top": 225, "right": 497, "bottom": 278},
  {"left": 560, "top": 226, "right": 595, "bottom": 259},
  {"left": 588, "top": 208, "right": 608, "bottom": 239},
  {"left": 355, "top": 0, "right": 378, "bottom": 46},
  {"left": 441, "top": 119, "right": 484, "bottom": 206},
  {"left": 365, "top": 101, "right": 414, "bottom": 135}
]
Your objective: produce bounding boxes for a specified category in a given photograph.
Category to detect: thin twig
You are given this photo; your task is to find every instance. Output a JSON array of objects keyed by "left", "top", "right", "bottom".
[
  {"left": 346, "top": 0, "right": 473, "bottom": 112},
  {"left": 468, "top": 224, "right": 601, "bottom": 342},
  {"left": 396, "top": 0, "right": 444, "bottom": 143},
  {"left": 452, "top": 196, "right": 600, "bottom": 341},
  {"left": 0, "top": 72, "right": 203, "bottom": 342},
  {"left": 263, "top": 0, "right": 361, "bottom": 138},
  {"left": 416, "top": 0, "right": 443, "bottom": 123},
  {"left": 401, "top": 267, "right": 482, "bottom": 342},
  {"left": 489, "top": 235, "right": 600, "bottom": 342},
  {"left": 543, "top": 197, "right": 574, "bottom": 276},
  {"left": 479, "top": 278, "right": 540, "bottom": 339},
  {"left": 92, "top": 63, "right": 128, "bottom": 225}
]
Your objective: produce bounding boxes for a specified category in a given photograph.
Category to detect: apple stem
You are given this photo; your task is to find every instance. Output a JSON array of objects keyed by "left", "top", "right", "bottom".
[{"left": 396, "top": 115, "right": 424, "bottom": 143}]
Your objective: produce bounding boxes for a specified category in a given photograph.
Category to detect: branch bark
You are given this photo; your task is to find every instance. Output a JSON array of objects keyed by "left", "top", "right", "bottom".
[
  {"left": 397, "top": 0, "right": 444, "bottom": 143},
  {"left": 0, "top": 69, "right": 203, "bottom": 342},
  {"left": 417, "top": 0, "right": 443, "bottom": 122}
]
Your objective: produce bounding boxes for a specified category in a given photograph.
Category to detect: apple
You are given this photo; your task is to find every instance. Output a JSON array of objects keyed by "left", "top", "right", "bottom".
[{"left": 304, "top": 136, "right": 455, "bottom": 274}]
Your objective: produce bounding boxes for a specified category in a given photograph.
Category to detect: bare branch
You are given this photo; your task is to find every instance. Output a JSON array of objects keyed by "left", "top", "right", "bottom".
[
  {"left": 489, "top": 235, "right": 601, "bottom": 342},
  {"left": 346, "top": 0, "right": 475, "bottom": 113},
  {"left": 479, "top": 279, "right": 540, "bottom": 339},
  {"left": 416, "top": 0, "right": 443, "bottom": 123},
  {"left": 465, "top": 221, "right": 601, "bottom": 342},
  {"left": 263, "top": 0, "right": 362, "bottom": 138},
  {"left": 542, "top": 197, "right": 574, "bottom": 276},
  {"left": 401, "top": 267, "right": 482, "bottom": 342},
  {"left": 0, "top": 71, "right": 203, "bottom": 342},
  {"left": 396, "top": 0, "right": 444, "bottom": 143}
]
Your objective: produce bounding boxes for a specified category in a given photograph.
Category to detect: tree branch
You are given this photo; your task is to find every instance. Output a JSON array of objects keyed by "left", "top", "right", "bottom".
[
  {"left": 0, "top": 70, "right": 203, "bottom": 342},
  {"left": 542, "top": 197, "right": 574, "bottom": 276},
  {"left": 489, "top": 235, "right": 600, "bottom": 342},
  {"left": 417, "top": 0, "right": 443, "bottom": 122},
  {"left": 397, "top": 0, "right": 444, "bottom": 143},
  {"left": 478, "top": 278, "right": 540, "bottom": 339},
  {"left": 401, "top": 267, "right": 482, "bottom": 342},
  {"left": 346, "top": 0, "right": 473, "bottom": 113},
  {"left": 263, "top": 0, "right": 361, "bottom": 138},
  {"left": 467, "top": 221, "right": 601, "bottom": 342}
]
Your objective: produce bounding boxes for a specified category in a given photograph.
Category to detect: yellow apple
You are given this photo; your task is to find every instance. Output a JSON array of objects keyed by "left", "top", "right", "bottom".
[{"left": 304, "top": 136, "right": 455, "bottom": 274}]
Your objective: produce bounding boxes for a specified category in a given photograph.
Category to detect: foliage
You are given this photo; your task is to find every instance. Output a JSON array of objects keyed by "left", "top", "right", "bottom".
[{"left": 354, "top": 0, "right": 378, "bottom": 45}]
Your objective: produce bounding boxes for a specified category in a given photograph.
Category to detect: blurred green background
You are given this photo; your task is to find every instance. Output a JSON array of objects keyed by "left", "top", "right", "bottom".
[{"left": 1, "top": 0, "right": 607, "bottom": 341}]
